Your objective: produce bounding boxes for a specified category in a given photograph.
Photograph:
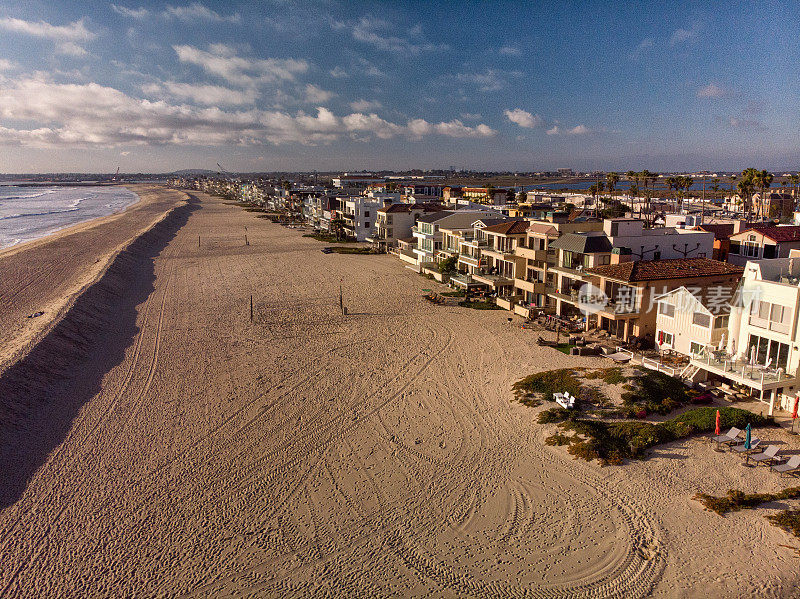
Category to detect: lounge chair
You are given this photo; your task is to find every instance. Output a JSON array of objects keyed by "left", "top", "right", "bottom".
[
  {"left": 731, "top": 438, "right": 761, "bottom": 454},
  {"left": 711, "top": 427, "right": 741, "bottom": 448},
  {"left": 750, "top": 445, "right": 783, "bottom": 466},
  {"left": 772, "top": 455, "right": 800, "bottom": 477},
  {"left": 554, "top": 392, "right": 576, "bottom": 409}
]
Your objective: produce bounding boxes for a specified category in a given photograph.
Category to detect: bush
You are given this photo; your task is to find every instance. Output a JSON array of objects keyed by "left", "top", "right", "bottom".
[
  {"left": 458, "top": 300, "right": 501, "bottom": 310},
  {"left": 766, "top": 509, "right": 800, "bottom": 538},
  {"left": 513, "top": 368, "right": 584, "bottom": 403},
  {"left": 538, "top": 407, "right": 571, "bottom": 424},
  {"left": 559, "top": 407, "right": 774, "bottom": 465},
  {"left": 695, "top": 487, "right": 800, "bottom": 516},
  {"left": 545, "top": 432, "right": 574, "bottom": 446},
  {"left": 584, "top": 367, "right": 627, "bottom": 385},
  {"left": 622, "top": 369, "right": 692, "bottom": 414},
  {"left": 438, "top": 255, "right": 458, "bottom": 274}
]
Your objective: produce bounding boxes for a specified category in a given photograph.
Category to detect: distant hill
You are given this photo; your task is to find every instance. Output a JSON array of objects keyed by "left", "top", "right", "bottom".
[{"left": 170, "top": 169, "right": 217, "bottom": 176}]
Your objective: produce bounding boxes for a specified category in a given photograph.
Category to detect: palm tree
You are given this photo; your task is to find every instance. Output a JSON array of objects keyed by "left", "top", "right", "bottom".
[
  {"left": 752, "top": 169, "right": 773, "bottom": 219},
  {"left": 606, "top": 172, "right": 620, "bottom": 207},
  {"left": 626, "top": 170, "right": 639, "bottom": 214},
  {"left": 737, "top": 179, "right": 755, "bottom": 220}
]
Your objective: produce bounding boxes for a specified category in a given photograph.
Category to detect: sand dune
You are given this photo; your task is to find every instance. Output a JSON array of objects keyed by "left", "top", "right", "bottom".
[{"left": 0, "top": 189, "right": 797, "bottom": 597}]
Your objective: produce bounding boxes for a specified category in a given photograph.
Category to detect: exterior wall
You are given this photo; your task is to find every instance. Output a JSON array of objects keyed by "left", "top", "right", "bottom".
[
  {"left": 729, "top": 231, "right": 800, "bottom": 265},
  {"left": 727, "top": 261, "right": 800, "bottom": 375},
  {"left": 654, "top": 288, "right": 726, "bottom": 356}
]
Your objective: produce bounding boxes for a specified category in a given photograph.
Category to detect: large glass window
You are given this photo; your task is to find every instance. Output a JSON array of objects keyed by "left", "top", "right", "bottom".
[
  {"left": 659, "top": 302, "right": 675, "bottom": 317},
  {"left": 692, "top": 312, "right": 711, "bottom": 328},
  {"left": 748, "top": 334, "right": 790, "bottom": 369}
]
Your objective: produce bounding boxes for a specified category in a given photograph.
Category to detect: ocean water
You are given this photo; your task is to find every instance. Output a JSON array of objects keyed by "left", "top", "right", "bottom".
[{"left": 0, "top": 185, "right": 139, "bottom": 249}]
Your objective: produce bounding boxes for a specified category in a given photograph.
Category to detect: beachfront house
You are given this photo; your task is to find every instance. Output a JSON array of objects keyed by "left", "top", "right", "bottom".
[
  {"left": 584, "top": 258, "right": 744, "bottom": 342},
  {"left": 689, "top": 256, "right": 800, "bottom": 414},
  {"left": 654, "top": 286, "right": 733, "bottom": 358},
  {"left": 412, "top": 210, "right": 497, "bottom": 267},
  {"left": 341, "top": 196, "right": 382, "bottom": 241},
  {"left": 728, "top": 226, "right": 800, "bottom": 265},
  {"left": 368, "top": 203, "right": 442, "bottom": 251}
]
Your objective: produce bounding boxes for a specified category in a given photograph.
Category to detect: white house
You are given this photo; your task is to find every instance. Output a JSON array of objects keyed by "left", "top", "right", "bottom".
[{"left": 655, "top": 286, "right": 731, "bottom": 358}]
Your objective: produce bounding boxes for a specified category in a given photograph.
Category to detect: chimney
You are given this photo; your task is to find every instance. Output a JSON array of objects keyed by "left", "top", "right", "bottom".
[{"left": 611, "top": 247, "right": 633, "bottom": 264}]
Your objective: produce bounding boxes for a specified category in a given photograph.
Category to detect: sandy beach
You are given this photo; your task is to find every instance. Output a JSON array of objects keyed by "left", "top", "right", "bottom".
[{"left": 1, "top": 187, "right": 799, "bottom": 597}]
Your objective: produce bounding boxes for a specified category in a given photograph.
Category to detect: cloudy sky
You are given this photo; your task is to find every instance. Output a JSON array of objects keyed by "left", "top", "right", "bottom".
[{"left": 0, "top": 0, "right": 797, "bottom": 173}]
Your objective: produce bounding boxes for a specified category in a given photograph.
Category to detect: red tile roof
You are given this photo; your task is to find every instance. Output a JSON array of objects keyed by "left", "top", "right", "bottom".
[
  {"left": 736, "top": 225, "right": 800, "bottom": 243},
  {"left": 586, "top": 258, "right": 744, "bottom": 282},
  {"left": 481, "top": 220, "right": 530, "bottom": 235},
  {"left": 696, "top": 223, "right": 735, "bottom": 239},
  {"left": 379, "top": 202, "right": 442, "bottom": 213}
]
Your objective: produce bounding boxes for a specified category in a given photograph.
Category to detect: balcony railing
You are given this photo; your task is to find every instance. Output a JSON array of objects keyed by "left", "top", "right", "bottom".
[{"left": 691, "top": 350, "right": 795, "bottom": 389}]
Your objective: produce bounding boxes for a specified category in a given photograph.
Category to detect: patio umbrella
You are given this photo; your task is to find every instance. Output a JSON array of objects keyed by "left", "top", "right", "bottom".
[
  {"left": 792, "top": 397, "right": 799, "bottom": 434},
  {"left": 744, "top": 423, "right": 752, "bottom": 450},
  {"left": 715, "top": 409, "right": 721, "bottom": 436},
  {"left": 731, "top": 338, "right": 735, "bottom": 357},
  {"left": 750, "top": 345, "right": 756, "bottom": 365},
  {"left": 718, "top": 333, "right": 726, "bottom": 351}
]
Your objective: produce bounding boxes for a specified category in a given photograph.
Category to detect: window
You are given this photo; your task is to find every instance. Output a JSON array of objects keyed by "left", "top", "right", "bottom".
[
  {"left": 600, "top": 255, "right": 611, "bottom": 265},
  {"left": 741, "top": 241, "right": 759, "bottom": 257},
  {"left": 748, "top": 334, "right": 790, "bottom": 369},
  {"left": 659, "top": 301, "right": 675, "bottom": 318},
  {"left": 658, "top": 331, "right": 674, "bottom": 347},
  {"left": 692, "top": 312, "right": 711, "bottom": 328},
  {"left": 690, "top": 341, "right": 704, "bottom": 356},
  {"left": 653, "top": 251, "right": 661, "bottom": 260},
  {"left": 715, "top": 314, "right": 729, "bottom": 329},
  {"left": 364, "top": 211, "right": 370, "bottom": 217}
]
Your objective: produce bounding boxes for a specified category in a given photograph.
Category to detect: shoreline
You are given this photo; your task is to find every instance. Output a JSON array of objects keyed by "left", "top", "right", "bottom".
[
  {"left": 0, "top": 184, "right": 142, "bottom": 258},
  {"left": 0, "top": 184, "right": 188, "bottom": 374}
]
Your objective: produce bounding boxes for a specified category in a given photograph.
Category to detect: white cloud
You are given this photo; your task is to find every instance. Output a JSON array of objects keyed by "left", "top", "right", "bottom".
[
  {"left": 567, "top": 124, "right": 590, "bottom": 135},
  {"left": 504, "top": 108, "right": 542, "bottom": 128},
  {"left": 111, "top": 5, "right": 149, "bottom": 18},
  {"left": 0, "top": 59, "right": 15, "bottom": 71},
  {"left": 456, "top": 69, "right": 520, "bottom": 92},
  {"left": 546, "top": 124, "right": 590, "bottom": 135},
  {"left": 697, "top": 83, "right": 725, "bottom": 99},
  {"left": 304, "top": 84, "right": 334, "bottom": 104},
  {"left": 670, "top": 22, "right": 701, "bottom": 45},
  {"left": 0, "top": 16, "right": 95, "bottom": 55},
  {"left": 329, "top": 66, "right": 348, "bottom": 78},
  {"left": 498, "top": 45, "right": 521, "bottom": 56},
  {"left": 350, "top": 16, "right": 448, "bottom": 54},
  {"left": 142, "top": 81, "right": 258, "bottom": 105},
  {"left": 0, "top": 77, "right": 497, "bottom": 147},
  {"left": 350, "top": 99, "right": 383, "bottom": 112},
  {"left": 173, "top": 44, "right": 308, "bottom": 86},
  {"left": 164, "top": 3, "right": 240, "bottom": 23},
  {"left": 726, "top": 116, "right": 765, "bottom": 130}
]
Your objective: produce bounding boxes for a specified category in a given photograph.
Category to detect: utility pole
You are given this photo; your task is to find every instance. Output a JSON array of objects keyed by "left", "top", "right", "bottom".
[
  {"left": 250, "top": 294, "right": 253, "bottom": 322},
  {"left": 339, "top": 279, "right": 344, "bottom": 315}
]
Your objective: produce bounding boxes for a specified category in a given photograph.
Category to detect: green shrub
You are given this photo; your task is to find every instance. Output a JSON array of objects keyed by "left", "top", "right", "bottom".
[
  {"left": 512, "top": 368, "right": 584, "bottom": 403},
  {"left": 766, "top": 509, "right": 800, "bottom": 538},
  {"left": 584, "top": 367, "right": 626, "bottom": 385},
  {"left": 538, "top": 407, "right": 571, "bottom": 424},
  {"left": 458, "top": 300, "right": 501, "bottom": 310},
  {"left": 622, "top": 369, "right": 692, "bottom": 414},
  {"left": 559, "top": 407, "right": 774, "bottom": 465},
  {"left": 545, "top": 432, "right": 574, "bottom": 446}
]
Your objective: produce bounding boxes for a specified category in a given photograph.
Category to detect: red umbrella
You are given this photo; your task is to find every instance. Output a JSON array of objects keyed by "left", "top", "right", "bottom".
[
  {"left": 715, "top": 409, "right": 721, "bottom": 436},
  {"left": 793, "top": 397, "right": 799, "bottom": 420}
]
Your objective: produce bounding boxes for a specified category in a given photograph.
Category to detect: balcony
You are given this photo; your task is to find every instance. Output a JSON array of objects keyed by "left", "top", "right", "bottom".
[
  {"left": 550, "top": 263, "right": 591, "bottom": 278},
  {"left": 691, "top": 351, "right": 797, "bottom": 392},
  {"left": 472, "top": 271, "right": 514, "bottom": 287},
  {"left": 482, "top": 246, "right": 517, "bottom": 260},
  {"left": 514, "top": 278, "right": 547, "bottom": 294},
  {"left": 459, "top": 254, "right": 480, "bottom": 267},
  {"left": 515, "top": 247, "right": 549, "bottom": 261}
]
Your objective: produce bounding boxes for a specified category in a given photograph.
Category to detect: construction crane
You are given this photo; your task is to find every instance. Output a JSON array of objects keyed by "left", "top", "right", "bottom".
[
  {"left": 111, "top": 167, "right": 120, "bottom": 182},
  {"left": 217, "top": 162, "right": 237, "bottom": 181}
]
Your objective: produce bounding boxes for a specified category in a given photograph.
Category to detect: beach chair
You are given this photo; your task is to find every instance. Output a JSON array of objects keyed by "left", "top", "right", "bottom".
[
  {"left": 711, "top": 427, "right": 741, "bottom": 449},
  {"left": 750, "top": 445, "right": 782, "bottom": 467},
  {"left": 554, "top": 392, "right": 576, "bottom": 409},
  {"left": 731, "top": 438, "right": 761, "bottom": 454},
  {"left": 772, "top": 455, "right": 800, "bottom": 477}
]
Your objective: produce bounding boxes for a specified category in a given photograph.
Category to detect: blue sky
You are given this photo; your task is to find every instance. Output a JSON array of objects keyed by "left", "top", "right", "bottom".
[{"left": 0, "top": 0, "right": 797, "bottom": 173}]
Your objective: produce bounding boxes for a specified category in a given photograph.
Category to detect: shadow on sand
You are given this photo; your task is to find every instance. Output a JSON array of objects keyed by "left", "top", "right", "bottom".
[{"left": 0, "top": 195, "right": 199, "bottom": 510}]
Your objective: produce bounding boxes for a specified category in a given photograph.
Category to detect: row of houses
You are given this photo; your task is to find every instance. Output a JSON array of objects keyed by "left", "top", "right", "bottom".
[{"left": 383, "top": 203, "right": 800, "bottom": 417}]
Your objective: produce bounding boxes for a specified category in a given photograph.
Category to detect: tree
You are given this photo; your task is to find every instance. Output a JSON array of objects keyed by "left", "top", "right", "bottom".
[
  {"left": 438, "top": 255, "right": 458, "bottom": 274},
  {"left": 752, "top": 169, "right": 773, "bottom": 219},
  {"left": 606, "top": 172, "right": 620, "bottom": 200}
]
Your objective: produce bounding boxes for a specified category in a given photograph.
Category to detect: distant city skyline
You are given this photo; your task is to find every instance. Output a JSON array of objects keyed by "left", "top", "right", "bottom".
[{"left": 0, "top": 0, "right": 798, "bottom": 173}]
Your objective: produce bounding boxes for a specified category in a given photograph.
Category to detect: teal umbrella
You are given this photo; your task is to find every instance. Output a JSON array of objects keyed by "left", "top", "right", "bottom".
[{"left": 744, "top": 423, "right": 752, "bottom": 450}]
